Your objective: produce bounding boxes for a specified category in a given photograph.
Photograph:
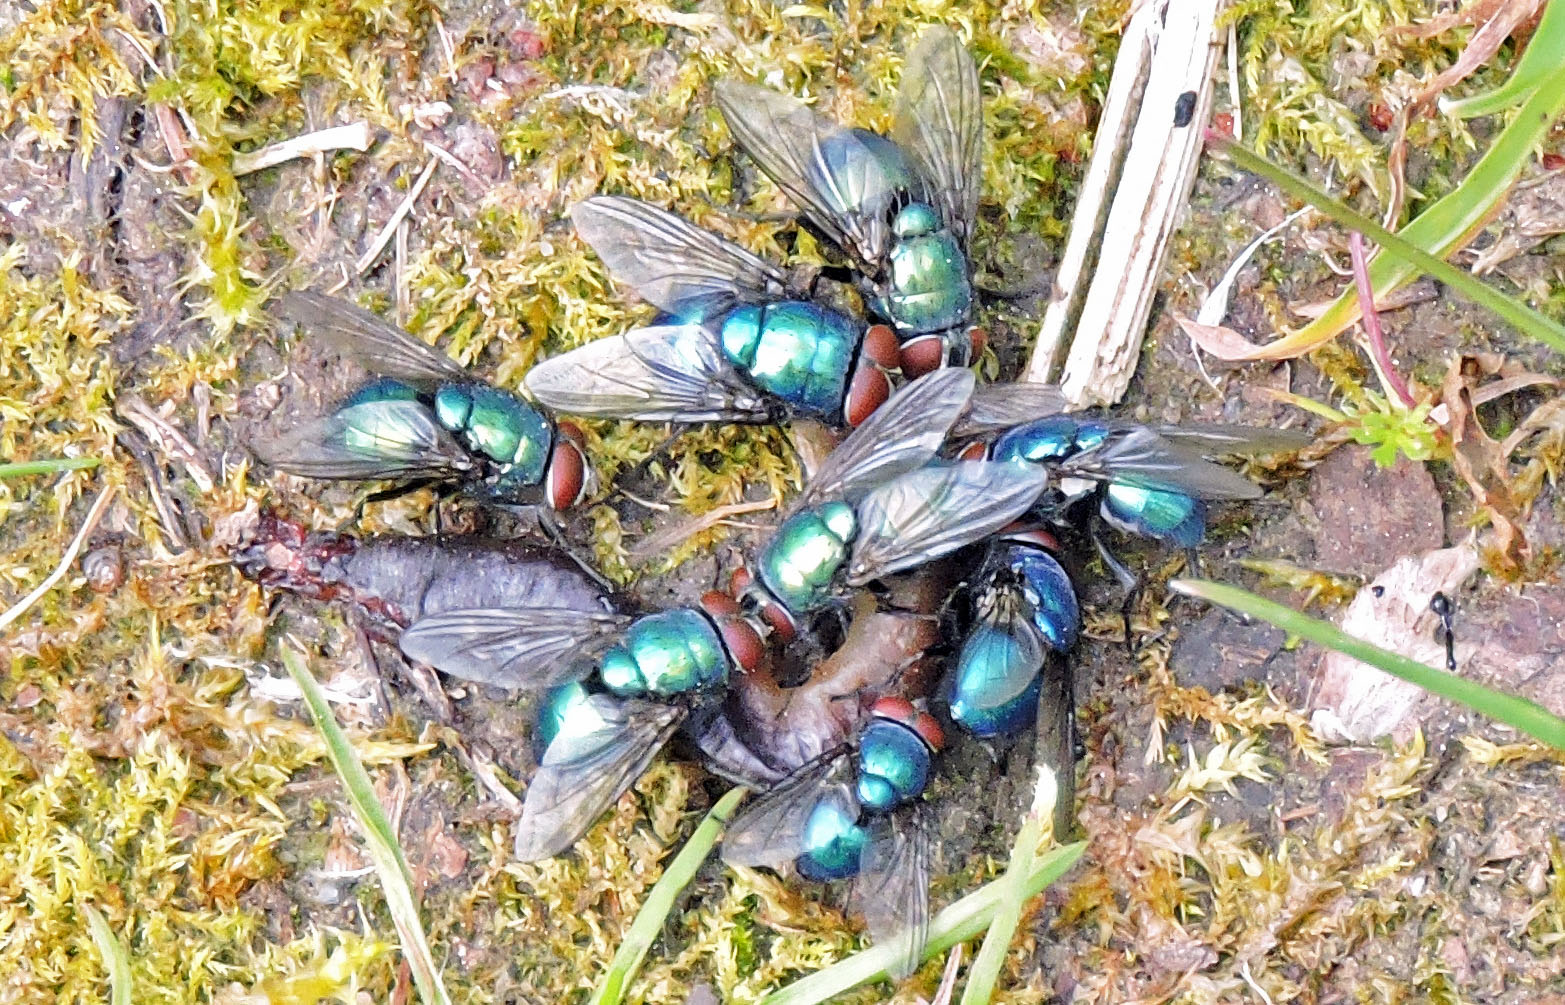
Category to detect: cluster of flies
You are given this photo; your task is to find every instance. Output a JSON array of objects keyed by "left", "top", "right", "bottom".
[{"left": 241, "top": 28, "right": 1303, "bottom": 979}]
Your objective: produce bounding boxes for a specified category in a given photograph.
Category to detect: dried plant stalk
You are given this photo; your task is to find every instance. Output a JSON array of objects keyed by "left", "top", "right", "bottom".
[{"left": 1025, "top": 0, "right": 1228, "bottom": 408}]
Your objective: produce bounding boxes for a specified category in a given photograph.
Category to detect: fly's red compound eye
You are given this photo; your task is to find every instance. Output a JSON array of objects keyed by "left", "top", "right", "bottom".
[
  {"left": 898, "top": 335, "right": 945, "bottom": 378},
  {"left": 545, "top": 437, "right": 587, "bottom": 510},
  {"left": 844, "top": 363, "right": 892, "bottom": 427},
  {"left": 869, "top": 695, "right": 945, "bottom": 752},
  {"left": 862, "top": 324, "right": 902, "bottom": 369}
]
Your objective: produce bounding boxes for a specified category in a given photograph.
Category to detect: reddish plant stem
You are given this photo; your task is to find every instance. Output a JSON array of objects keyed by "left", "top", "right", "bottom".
[{"left": 1350, "top": 231, "right": 1418, "bottom": 408}]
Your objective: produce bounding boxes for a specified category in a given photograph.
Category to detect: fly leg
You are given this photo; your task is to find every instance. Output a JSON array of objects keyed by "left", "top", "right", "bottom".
[{"left": 1092, "top": 529, "right": 1141, "bottom": 655}]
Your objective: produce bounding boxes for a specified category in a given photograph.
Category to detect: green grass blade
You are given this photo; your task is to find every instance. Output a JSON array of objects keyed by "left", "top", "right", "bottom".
[
  {"left": 0, "top": 457, "right": 101, "bottom": 479},
  {"left": 590, "top": 785, "right": 750, "bottom": 1005},
  {"left": 959, "top": 767, "right": 1057, "bottom": 1005},
  {"left": 281, "top": 646, "right": 453, "bottom": 1005},
  {"left": 1441, "top": 0, "right": 1565, "bottom": 118},
  {"left": 82, "top": 904, "right": 131, "bottom": 1005},
  {"left": 1205, "top": 67, "right": 1565, "bottom": 358},
  {"left": 761, "top": 841, "right": 1086, "bottom": 1005},
  {"left": 1169, "top": 579, "right": 1565, "bottom": 749}
]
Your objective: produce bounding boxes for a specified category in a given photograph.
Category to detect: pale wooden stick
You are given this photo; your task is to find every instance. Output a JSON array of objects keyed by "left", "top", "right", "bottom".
[{"left": 1025, "top": 0, "right": 1227, "bottom": 408}]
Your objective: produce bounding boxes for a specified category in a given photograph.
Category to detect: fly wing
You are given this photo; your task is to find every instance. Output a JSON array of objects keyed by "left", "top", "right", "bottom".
[
  {"left": 252, "top": 399, "right": 474, "bottom": 481},
  {"left": 715, "top": 81, "right": 896, "bottom": 268},
  {"left": 796, "top": 367, "right": 975, "bottom": 510},
  {"left": 1035, "top": 650, "right": 1076, "bottom": 839},
  {"left": 571, "top": 196, "right": 790, "bottom": 320},
  {"left": 950, "top": 381, "right": 1069, "bottom": 439},
  {"left": 846, "top": 461, "right": 1047, "bottom": 585},
  {"left": 856, "top": 807, "right": 931, "bottom": 981},
  {"left": 525, "top": 325, "right": 774, "bottom": 423},
  {"left": 721, "top": 749, "right": 855, "bottom": 870},
  {"left": 1061, "top": 427, "right": 1263, "bottom": 500},
  {"left": 398, "top": 607, "right": 634, "bottom": 690},
  {"left": 1149, "top": 423, "right": 1313, "bottom": 456},
  {"left": 892, "top": 25, "right": 982, "bottom": 246},
  {"left": 274, "top": 291, "right": 470, "bottom": 384},
  {"left": 514, "top": 696, "right": 686, "bottom": 861}
]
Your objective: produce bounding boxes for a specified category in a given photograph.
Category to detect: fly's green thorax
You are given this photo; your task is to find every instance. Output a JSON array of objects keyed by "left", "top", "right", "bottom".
[
  {"left": 433, "top": 384, "right": 552, "bottom": 484},
  {"left": 597, "top": 608, "right": 728, "bottom": 698},
  {"left": 881, "top": 204, "right": 972, "bottom": 336},
  {"left": 718, "top": 302, "right": 856, "bottom": 420},
  {"left": 757, "top": 500, "right": 857, "bottom": 615},
  {"left": 855, "top": 718, "right": 932, "bottom": 813}
]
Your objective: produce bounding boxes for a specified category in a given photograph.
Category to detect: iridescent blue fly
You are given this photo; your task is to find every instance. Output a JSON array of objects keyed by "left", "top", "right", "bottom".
[
  {"left": 953, "top": 382, "right": 1310, "bottom": 549},
  {"left": 257, "top": 291, "right": 590, "bottom": 511},
  {"left": 721, "top": 695, "right": 945, "bottom": 980},
  {"left": 715, "top": 26, "right": 984, "bottom": 371},
  {"left": 399, "top": 589, "right": 769, "bottom": 861},
  {"left": 524, "top": 196, "right": 905, "bottom": 429}
]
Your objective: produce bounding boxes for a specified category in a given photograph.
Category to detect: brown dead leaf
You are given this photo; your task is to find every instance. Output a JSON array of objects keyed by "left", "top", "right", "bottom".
[
  {"left": 1437, "top": 355, "right": 1531, "bottom": 568},
  {"left": 1173, "top": 313, "right": 1274, "bottom": 361}
]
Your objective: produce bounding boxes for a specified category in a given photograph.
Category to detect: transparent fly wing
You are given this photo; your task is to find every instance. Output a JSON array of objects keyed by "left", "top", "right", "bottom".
[
  {"left": 721, "top": 749, "right": 856, "bottom": 871},
  {"left": 856, "top": 808, "right": 931, "bottom": 981},
  {"left": 1148, "top": 423, "right": 1313, "bottom": 456},
  {"left": 950, "top": 381, "right": 1069, "bottom": 439},
  {"left": 274, "top": 291, "right": 469, "bottom": 384},
  {"left": 571, "top": 196, "right": 790, "bottom": 320},
  {"left": 398, "top": 607, "right": 633, "bottom": 689},
  {"left": 1060, "top": 427, "right": 1263, "bottom": 500},
  {"left": 514, "top": 696, "right": 686, "bottom": 861},
  {"left": 892, "top": 25, "right": 982, "bottom": 245},
  {"left": 796, "top": 367, "right": 975, "bottom": 510},
  {"left": 1034, "top": 650, "right": 1076, "bottom": 839},
  {"left": 715, "top": 81, "right": 898, "bottom": 269},
  {"left": 847, "top": 462, "right": 1047, "bottom": 585},
  {"left": 525, "top": 325, "right": 774, "bottom": 423},
  {"left": 253, "top": 399, "right": 474, "bottom": 481}
]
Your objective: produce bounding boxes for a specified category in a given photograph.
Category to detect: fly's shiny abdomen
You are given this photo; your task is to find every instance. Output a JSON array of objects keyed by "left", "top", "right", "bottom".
[
  {"left": 882, "top": 203, "right": 973, "bottom": 337},
  {"left": 597, "top": 608, "right": 729, "bottom": 698},
  {"left": 1102, "top": 483, "right": 1206, "bottom": 549},
  {"left": 337, "top": 379, "right": 434, "bottom": 456},
  {"left": 534, "top": 679, "right": 598, "bottom": 758},
  {"left": 1009, "top": 547, "right": 1080, "bottom": 650},
  {"left": 796, "top": 796, "right": 869, "bottom": 881},
  {"left": 946, "top": 621, "right": 1042, "bottom": 739},
  {"left": 992, "top": 415, "right": 1084, "bottom": 465},
  {"left": 433, "top": 383, "right": 552, "bottom": 485},
  {"left": 718, "top": 302, "right": 857, "bottom": 421},
  {"left": 757, "top": 501, "right": 858, "bottom": 615},
  {"left": 855, "top": 717, "right": 934, "bottom": 814}
]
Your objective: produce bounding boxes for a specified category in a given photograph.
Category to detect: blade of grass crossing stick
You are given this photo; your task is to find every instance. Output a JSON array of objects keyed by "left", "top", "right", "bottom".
[
  {"left": 590, "top": 786, "right": 750, "bottom": 1005},
  {"left": 959, "top": 767, "right": 1058, "bottom": 1005},
  {"left": 82, "top": 904, "right": 131, "bottom": 1005},
  {"left": 1169, "top": 579, "right": 1565, "bottom": 749},
  {"left": 761, "top": 842, "right": 1086, "bottom": 1005},
  {"left": 281, "top": 646, "right": 453, "bottom": 1005}
]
